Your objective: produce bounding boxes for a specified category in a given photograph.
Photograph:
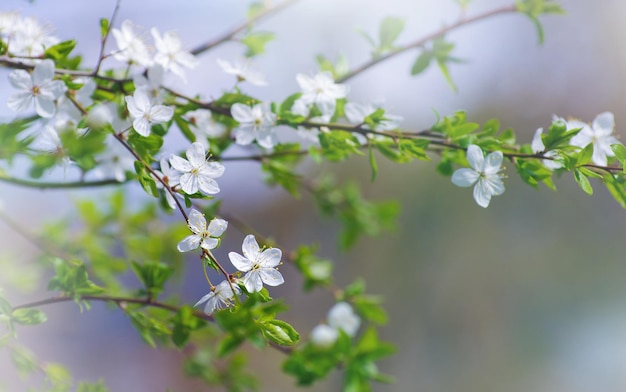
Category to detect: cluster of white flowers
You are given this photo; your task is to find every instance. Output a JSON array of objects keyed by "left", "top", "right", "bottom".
[
  {"left": 0, "top": 12, "right": 59, "bottom": 59},
  {"left": 310, "top": 302, "right": 361, "bottom": 347},
  {"left": 112, "top": 20, "right": 198, "bottom": 80}
]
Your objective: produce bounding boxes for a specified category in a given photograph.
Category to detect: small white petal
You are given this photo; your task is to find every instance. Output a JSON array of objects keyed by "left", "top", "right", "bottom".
[
  {"left": 259, "top": 268, "right": 284, "bottom": 287},
  {"left": 451, "top": 168, "right": 479, "bottom": 187},
  {"left": 177, "top": 234, "right": 201, "bottom": 252},
  {"left": 242, "top": 235, "right": 260, "bottom": 261},
  {"left": 229, "top": 252, "right": 253, "bottom": 272},
  {"left": 465, "top": 145, "right": 484, "bottom": 171}
]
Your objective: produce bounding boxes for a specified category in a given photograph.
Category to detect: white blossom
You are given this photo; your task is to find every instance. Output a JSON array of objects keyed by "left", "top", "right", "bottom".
[
  {"left": 8, "top": 59, "right": 66, "bottom": 118},
  {"left": 151, "top": 28, "right": 198, "bottom": 81},
  {"left": 112, "top": 20, "right": 152, "bottom": 66},
  {"left": 344, "top": 101, "right": 402, "bottom": 131},
  {"left": 327, "top": 302, "right": 361, "bottom": 337},
  {"left": 451, "top": 144, "right": 505, "bottom": 208},
  {"left": 194, "top": 280, "right": 240, "bottom": 315},
  {"left": 185, "top": 109, "right": 227, "bottom": 149},
  {"left": 9, "top": 16, "right": 58, "bottom": 59},
  {"left": 133, "top": 65, "right": 165, "bottom": 104},
  {"left": 568, "top": 112, "right": 621, "bottom": 166},
  {"left": 231, "top": 103, "right": 277, "bottom": 149},
  {"left": 177, "top": 209, "right": 227, "bottom": 252},
  {"left": 310, "top": 324, "right": 339, "bottom": 347},
  {"left": 228, "top": 234, "right": 284, "bottom": 293},
  {"left": 169, "top": 142, "right": 224, "bottom": 195},
  {"left": 295, "top": 71, "right": 348, "bottom": 116},
  {"left": 217, "top": 58, "right": 267, "bottom": 86},
  {"left": 32, "top": 126, "right": 72, "bottom": 170},
  {"left": 125, "top": 89, "right": 174, "bottom": 137},
  {"left": 90, "top": 137, "right": 134, "bottom": 182},
  {"left": 531, "top": 128, "right": 562, "bottom": 170}
]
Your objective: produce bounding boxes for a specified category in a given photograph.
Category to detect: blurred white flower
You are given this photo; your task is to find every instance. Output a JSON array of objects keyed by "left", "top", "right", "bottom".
[
  {"left": 151, "top": 28, "right": 198, "bottom": 81},
  {"left": 531, "top": 128, "right": 562, "bottom": 170},
  {"left": 217, "top": 58, "right": 267, "bottom": 86},
  {"left": 569, "top": 112, "right": 621, "bottom": 166},
  {"left": 112, "top": 20, "right": 152, "bottom": 66},
  {"left": 295, "top": 71, "right": 348, "bottom": 116},
  {"left": 344, "top": 101, "right": 402, "bottom": 131},
  {"left": 133, "top": 65, "right": 165, "bottom": 104},
  {"left": 327, "top": 302, "right": 361, "bottom": 337},
  {"left": 184, "top": 109, "right": 226, "bottom": 149},
  {"left": 310, "top": 324, "right": 339, "bottom": 347}
]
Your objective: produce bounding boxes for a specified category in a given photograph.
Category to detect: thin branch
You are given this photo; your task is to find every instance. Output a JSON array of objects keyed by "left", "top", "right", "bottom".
[
  {"left": 337, "top": 4, "right": 518, "bottom": 83},
  {"left": 0, "top": 176, "right": 123, "bottom": 189},
  {"left": 94, "top": 0, "right": 122, "bottom": 75},
  {"left": 189, "top": 0, "right": 299, "bottom": 56}
]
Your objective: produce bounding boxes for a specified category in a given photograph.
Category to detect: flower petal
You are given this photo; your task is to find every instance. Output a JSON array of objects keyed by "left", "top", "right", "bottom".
[
  {"left": 177, "top": 234, "right": 201, "bottom": 252},
  {"left": 451, "top": 168, "right": 479, "bottom": 187},
  {"left": 229, "top": 252, "right": 253, "bottom": 272},
  {"left": 187, "top": 209, "right": 207, "bottom": 234},
  {"left": 593, "top": 112, "right": 614, "bottom": 133},
  {"left": 465, "top": 145, "right": 484, "bottom": 171},
  {"left": 200, "top": 237, "right": 219, "bottom": 250},
  {"left": 169, "top": 155, "right": 192, "bottom": 172},
  {"left": 243, "top": 271, "right": 263, "bottom": 293},
  {"left": 197, "top": 176, "right": 220, "bottom": 195},
  {"left": 242, "top": 234, "right": 260, "bottom": 261},
  {"left": 259, "top": 268, "right": 284, "bottom": 287},
  {"left": 258, "top": 248, "right": 282, "bottom": 268},
  {"left": 231, "top": 103, "right": 253, "bottom": 123},
  {"left": 208, "top": 218, "right": 228, "bottom": 237},
  {"left": 186, "top": 142, "right": 206, "bottom": 168},
  {"left": 473, "top": 181, "right": 493, "bottom": 208}
]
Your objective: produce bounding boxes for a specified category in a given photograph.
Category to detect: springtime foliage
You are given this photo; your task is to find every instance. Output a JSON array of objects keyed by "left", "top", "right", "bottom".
[{"left": 6, "top": 0, "right": 626, "bottom": 391}]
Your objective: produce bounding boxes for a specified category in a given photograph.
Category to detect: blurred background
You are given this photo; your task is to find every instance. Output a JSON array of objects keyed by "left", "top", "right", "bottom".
[{"left": 2, "top": 0, "right": 626, "bottom": 391}]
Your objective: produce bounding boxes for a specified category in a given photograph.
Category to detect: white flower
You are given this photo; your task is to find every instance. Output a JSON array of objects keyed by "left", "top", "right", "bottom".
[
  {"left": 0, "top": 11, "right": 20, "bottom": 39},
  {"left": 33, "top": 126, "right": 72, "bottom": 170},
  {"left": 151, "top": 28, "right": 198, "bottom": 81},
  {"left": 91, "top": 137, "right": 135, "bottom": 182},
  {"left": 531, "top": 128, "right": 562, "bottom": 170},
  {"left": 231, "top": 103, "right": 277, "bottom": 149},
  {"left": 112, "top": 20, "right": 152, "bottom": 67},
  {"left": 9, "top": 16, "right": 59, "bottom": 59},
  {"left": 327, "top": 302, "right": 361, "bottom": 337},
  {"left": 194, "top": 280, "right": 240, "bottom": 315},
  {"left": 185, "top": 109, "right": 227, "bottom": 149},
  {"left": 344, "top": 101, "right": 402, "bottom": 131},
  {"left": 451, "top": 144, "right": 505, "bottom": 208},
  {"left": 228, "top": 234, "right": 284, "bottom": 293},
  {"left": 569, "top": 112, "right": 620, "bottom": 166},
  {"left": 310, "top": 324, "right": 339, "bottom": 347},
  {"left": 154, "top": 156, "right": 181, "bottom": 209},
  {"left": 177, "top": 209, "right": 227, "bottom": 252},
  {"left": 217, "top": 58, "right": 267, "bottom": 86},
  {"left": 295, "top": 71, "right": 348, "bottom": 116},
  {"left": 125, "top": 89, "right": 174, "bottom": 137},
  {"left": 169, "top": 142, "right": 224, "bottom": 195},
  {"left": 133, "top": 65, "right": 165, "bottom": 104},
  {"left": 8, "top": 59, "right": 66, "bottom": 118},
  {"left": 86, "top": 104, "right": 114, "bottom": 129}
]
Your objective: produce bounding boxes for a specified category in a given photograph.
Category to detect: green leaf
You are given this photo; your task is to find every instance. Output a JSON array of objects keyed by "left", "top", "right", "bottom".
[
  {"left": 612, "top": 143, "right": 626, "bottom": 162},
  {"left": 576, "top": 143, "right": 594, "bottom": 165},
  {"left": 241, "top": 31, "right": 275, "bottom": 57},
  {"left": 574, "top": 168, "right": 593, "bottom": 195},
  {"left": 11, "top": 308, "right": 47, "bottom": 326},
  {"left": 604, "top": 173, "right": 626, "bottom": 209},
  {"left": 77, "top": 380, "right": 109, "bottom": 392},
  {"left": 217, "top": 334, "right": 245, "bottom": 357},
  {"left": 99, "top": 18, "right": 110, "bottom": 38},
  {"left": 378, "top": 16, "right": 405, "bottom": 50},
  {"left": 260, "top": 319, "right": 300, "bottom": 346},
  {"left": 319, "top": 130, "right": 363, "bottom": 161},
  {"left": 171, "top": 306, "right": 204, "bottom": 349},
  {"left": 368, "top": 144, "right": 378, "bottom": 182},
  {"left": 131, "top": 261, "right": 174, "bottom": 298},
  {"left": 410, "top": 50, "right": 432, "bottom": 75},
  {"left": 44, "top": 40, "right": 76, "bottom": 60}
]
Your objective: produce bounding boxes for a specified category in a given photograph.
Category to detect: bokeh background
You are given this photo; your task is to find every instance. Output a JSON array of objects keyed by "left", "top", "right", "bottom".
[{"left": 2, "top": 0, "right": 626, "bottom": 391}]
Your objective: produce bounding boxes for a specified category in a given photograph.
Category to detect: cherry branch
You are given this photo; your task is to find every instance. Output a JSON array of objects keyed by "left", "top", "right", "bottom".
[
  {"left": 337, "top": 4, "right": 518, "bottom": 83},
  {"left": 190, "top": 0, "right": 299, "bottom": 56}
]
